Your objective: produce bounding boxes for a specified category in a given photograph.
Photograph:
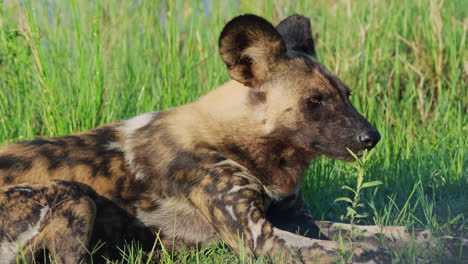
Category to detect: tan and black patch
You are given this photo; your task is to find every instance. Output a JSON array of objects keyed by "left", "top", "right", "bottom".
[{"left": 0, "top": 180, "right": 96, "bottom": 264}]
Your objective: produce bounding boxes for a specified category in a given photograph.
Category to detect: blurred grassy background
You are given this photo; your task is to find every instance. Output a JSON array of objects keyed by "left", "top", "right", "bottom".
[{"left": 0, "top": 0, "right": 466, "bottom": 263}]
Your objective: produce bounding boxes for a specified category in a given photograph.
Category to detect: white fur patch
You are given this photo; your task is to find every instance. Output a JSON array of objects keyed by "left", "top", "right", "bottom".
[
  {"left": 119, "top": 112, "right": 157, "bottom": 180},
  {"left": 121, "top": 112, "right": 155, "bottom": 137},
  {"left": 225, "top": 205, "right": 237, "bottom": 221},
  {"left": 11, "top": 188, "right": 33, "bottom": 193},
  {"left": 227, "top": 184, "right": 256, "bottom": 194},
  {"left": 262, "top": 186, "right": 287, "bottom": 201},
  {"left": 0, "top": 206, "right": 49, "bottom": 263},
  {"left": 136, "top": 197, "right": 219, "bottom": 246},
  {"left": 247, "top": 202, "right": 265, "bottom": 250},
  {"left": 106, "top": 141, "right": 123, "bottom": 152},
  {"left": 0, "top": 240, "right": 17, "bottom": 264},
  {"left": 214, "top": 159, "right": 249, "bottom": 170}
]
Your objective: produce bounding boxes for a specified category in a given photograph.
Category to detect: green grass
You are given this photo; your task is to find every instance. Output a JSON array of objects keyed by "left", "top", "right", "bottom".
[{"left": 1, "top": 0, "right": 466, "bottom": 263}]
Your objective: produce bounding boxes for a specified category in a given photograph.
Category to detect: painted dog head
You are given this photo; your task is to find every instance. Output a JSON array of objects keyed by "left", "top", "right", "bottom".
[{"left": 218, "top": 14, "right": 380, "bottom": 162}]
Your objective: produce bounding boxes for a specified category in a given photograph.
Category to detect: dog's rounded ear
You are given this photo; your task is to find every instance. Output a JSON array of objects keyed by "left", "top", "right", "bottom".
[
  {"left": 219, "top": 14, "right": 287, "bottom": 87},
  {"left": 276, "top": 14, "right": 316, "bottom": 58}
]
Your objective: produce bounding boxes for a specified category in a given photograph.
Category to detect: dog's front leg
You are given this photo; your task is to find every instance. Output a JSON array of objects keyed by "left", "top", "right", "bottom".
[
  {"left": 189, "top": 164, "right": 391, "bottom": 264},
  {"left": 315, "top": 220, "right": 468, "bottom": 258},
  {"left": 315, "top": 221, "right": 425, "bottom": 249}
]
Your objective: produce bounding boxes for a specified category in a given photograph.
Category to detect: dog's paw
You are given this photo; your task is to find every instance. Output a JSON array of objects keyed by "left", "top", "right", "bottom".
[{"left": 439, "top": 235, "right": 468, "bottom": 259}]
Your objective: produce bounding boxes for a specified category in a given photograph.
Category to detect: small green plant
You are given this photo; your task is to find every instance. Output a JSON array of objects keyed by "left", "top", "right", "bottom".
[
  {"left": 335, "top": 149, "right": 382, "bottom": 237},
  {"left": 333, "top": 149, "right": 382, "bottom": 263}
]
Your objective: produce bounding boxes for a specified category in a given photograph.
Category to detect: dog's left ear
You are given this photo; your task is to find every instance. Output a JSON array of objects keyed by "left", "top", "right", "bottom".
[
  {"left": 219, "top": 14, "right": 287, "bottom": 88},
  {"left": 276, "top": 14, "right": 316, "bottom": 58}
]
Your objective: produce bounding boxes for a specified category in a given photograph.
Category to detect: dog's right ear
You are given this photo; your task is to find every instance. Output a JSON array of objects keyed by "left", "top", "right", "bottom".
[
  {"left": 276, "top": 14, "right": 316, "bottom": 58},
  {"left": 219, "top": 14, "right": 287, "bottom": 88}
]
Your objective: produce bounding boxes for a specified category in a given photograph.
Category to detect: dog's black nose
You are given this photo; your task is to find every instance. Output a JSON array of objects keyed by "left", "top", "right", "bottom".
[{"left": 357, "top": 130, "right": 381, "bottom": 150}]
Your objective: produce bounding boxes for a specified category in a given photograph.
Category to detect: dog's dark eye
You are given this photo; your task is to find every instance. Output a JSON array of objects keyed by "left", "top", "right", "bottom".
[{"left": 308, "top": 96, "right": 322, "bottom": 105}]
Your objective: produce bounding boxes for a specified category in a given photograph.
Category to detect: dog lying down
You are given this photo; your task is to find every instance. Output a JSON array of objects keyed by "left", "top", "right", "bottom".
[{"left": 0, "top": 14, "right": 467, "bottom": 264}]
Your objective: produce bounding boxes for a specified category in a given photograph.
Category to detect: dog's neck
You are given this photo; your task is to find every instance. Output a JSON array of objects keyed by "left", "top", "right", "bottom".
[{"left": 189, "top": 80, "right": 316, "bottom": 197}]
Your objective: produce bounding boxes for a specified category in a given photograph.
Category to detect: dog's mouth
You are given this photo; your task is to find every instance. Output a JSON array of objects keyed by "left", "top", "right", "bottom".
[
  {"left": 320, "top": 152, "right": 362, "bottom": 162},
  {"left": 310, "top": 143, "right": 364, "bottom": 162},
  {"left": 328, "top": 151, "right": 363, "bottom": 162}
]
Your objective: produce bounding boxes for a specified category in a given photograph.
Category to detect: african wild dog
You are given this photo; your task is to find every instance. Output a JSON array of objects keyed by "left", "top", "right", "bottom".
[{"left": 0, "top": 14, "right": 465, "bottom": 264}]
